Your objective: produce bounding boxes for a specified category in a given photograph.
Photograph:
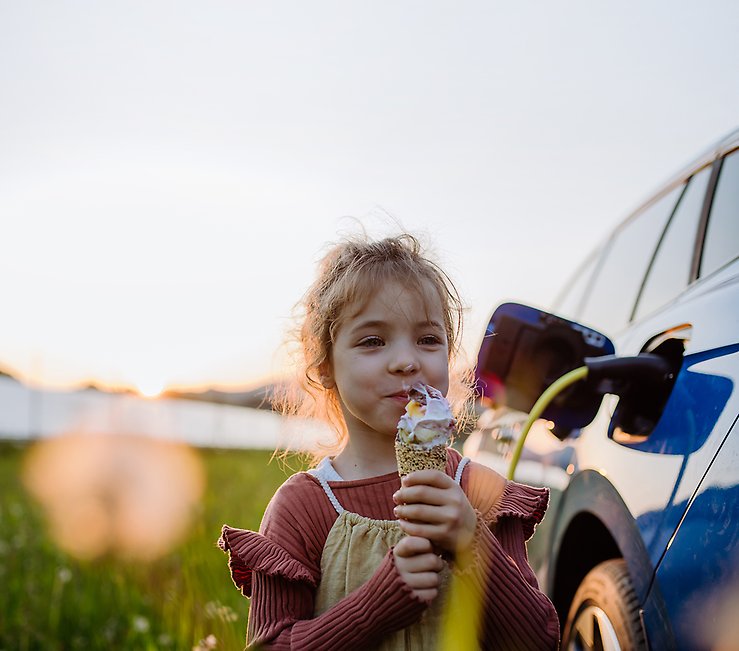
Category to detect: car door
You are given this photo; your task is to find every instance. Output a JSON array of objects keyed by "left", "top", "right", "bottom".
[
  {"left": 621, "top": 148, "right": 739, "bottom": 648},
  {"left": 642, "top": 417, "right": 739, "bottom": 649}
]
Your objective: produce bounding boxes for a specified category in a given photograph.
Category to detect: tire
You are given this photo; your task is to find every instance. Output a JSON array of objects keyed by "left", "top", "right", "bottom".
[{"left": 562, "top": 559, "right": 647, "bottom": 651}]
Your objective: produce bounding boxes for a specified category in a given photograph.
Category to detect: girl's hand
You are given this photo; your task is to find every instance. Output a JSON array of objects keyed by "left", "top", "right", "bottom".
[
  {"left": 393, "top": 470, "right": 478, "bottom": 555},
  {"left": 393, "top": 535, "right": 445, "bottom": 603}
]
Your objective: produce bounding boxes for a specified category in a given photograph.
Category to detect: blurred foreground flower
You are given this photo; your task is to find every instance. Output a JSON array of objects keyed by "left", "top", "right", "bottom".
[
  {"left": 193, "top": 634, "right": 217, "bottom": 650},
  {"left": 22, "top": 432, "right": 205, "bottom": 561},
  {"left": 204, "top": 600, "right": 239, "bottom": 623}
]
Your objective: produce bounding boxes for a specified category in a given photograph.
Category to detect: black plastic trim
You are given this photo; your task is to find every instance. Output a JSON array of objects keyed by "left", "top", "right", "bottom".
[{"left": 691, "top": 157, "right": 723, "bottom": 282}]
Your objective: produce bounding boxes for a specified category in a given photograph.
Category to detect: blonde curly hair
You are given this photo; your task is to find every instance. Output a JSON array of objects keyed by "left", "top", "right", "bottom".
[{"left": 277, "top": 233, "right": 472, "bottom": 457}]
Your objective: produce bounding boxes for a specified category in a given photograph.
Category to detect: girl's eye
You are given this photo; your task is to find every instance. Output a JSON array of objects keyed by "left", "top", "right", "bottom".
[
  {"left": 358, "top": 336, "right": 384, "bottom": 348},
  {"left": 419, "top": 335, "right": 443, "bottom": 346}
]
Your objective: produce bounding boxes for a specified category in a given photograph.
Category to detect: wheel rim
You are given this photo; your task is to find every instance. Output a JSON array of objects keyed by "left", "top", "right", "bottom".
[{"left": 566, "top": 604, "right": 622, "bottom": 651}]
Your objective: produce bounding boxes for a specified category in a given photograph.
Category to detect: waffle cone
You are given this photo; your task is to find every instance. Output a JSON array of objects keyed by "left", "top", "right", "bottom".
[{"left": 395, "top": 441, "right": 447, "bottom": 476}]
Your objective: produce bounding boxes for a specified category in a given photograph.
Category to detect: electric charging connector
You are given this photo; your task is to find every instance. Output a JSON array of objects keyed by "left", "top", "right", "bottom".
[{"left": 506, "top": 353, "right": 676, "bottom": 480}]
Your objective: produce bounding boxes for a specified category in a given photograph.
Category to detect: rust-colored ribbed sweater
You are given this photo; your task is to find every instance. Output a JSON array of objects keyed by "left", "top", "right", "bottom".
[{"left": 219, "top": 449, "right": 560, "bottom": 650}]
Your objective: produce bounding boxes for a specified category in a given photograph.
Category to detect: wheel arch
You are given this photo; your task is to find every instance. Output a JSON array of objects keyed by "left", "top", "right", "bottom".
[
  {"left": 547, "top": 470, "right": 655, "bottom": 628},
  {"left": 551, "top": 511, "right": 621, "bottom": 625}
]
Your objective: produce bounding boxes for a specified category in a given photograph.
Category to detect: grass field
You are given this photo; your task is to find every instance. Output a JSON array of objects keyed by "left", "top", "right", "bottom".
[{"left": 0, "top": 440, "right": 306, "bottom": 650}]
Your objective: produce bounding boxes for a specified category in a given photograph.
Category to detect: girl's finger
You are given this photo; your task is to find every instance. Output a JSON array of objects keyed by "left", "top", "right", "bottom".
[
  {"left": 401, "top": 470, "right": 453, "bottom": 489},
  {"left": 394, "top": 485, "right": 448, "bottom": 506},
  {"left": 397, "top": 519, "right": 448, "bottom": 543},
  {"left": 413, "top": 588, "right": 439, "bottom": 603},
  {"left": 404, "top": 571, "right": 442, "bottom": 590},
  {"left": 394, "top": 535, "right": 434, "bottom": 558},
  {"left": 398, "top": 552, "right": 445, "bottom": 574},
  {"left": 394, "top": 503, "right": 448, "bottom": 524}
]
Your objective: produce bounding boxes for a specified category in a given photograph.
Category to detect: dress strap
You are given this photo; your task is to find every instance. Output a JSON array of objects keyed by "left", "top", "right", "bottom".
[
  {"left": 307, "top": 458, "right": 345, "bottom": 515},
  {"left": 308, "top": 456, "right": 469, "bottom": 516},
  {"left": 454, "top": 456, "right": 470, "bottom": 485},
  {"left": 309, "top": 457, "right": 344, "bottom": 481}
]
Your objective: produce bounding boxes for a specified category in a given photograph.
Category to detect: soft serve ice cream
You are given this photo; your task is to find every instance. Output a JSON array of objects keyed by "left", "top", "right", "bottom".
[{"left": 395, "top": 383, "right": 456, "bottom": 476}]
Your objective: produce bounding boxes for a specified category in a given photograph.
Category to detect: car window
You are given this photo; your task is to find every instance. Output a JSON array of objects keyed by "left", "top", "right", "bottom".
[
  {"left": 633, "top": 165, "right": 712, "bottom": 320},
  {"left": 578, "top": 183, "right": 684, "bottom": 334},
  {"left": 700, "top": 149, "right": 739, "bottom": 278},
  {"left": 552, "top": 248, "right": 600, "bottom": 319}
]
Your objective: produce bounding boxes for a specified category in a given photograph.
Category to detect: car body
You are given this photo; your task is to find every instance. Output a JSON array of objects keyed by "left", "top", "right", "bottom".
[{"left": 465, "top": 128, "right": 739, "bottom": 650}]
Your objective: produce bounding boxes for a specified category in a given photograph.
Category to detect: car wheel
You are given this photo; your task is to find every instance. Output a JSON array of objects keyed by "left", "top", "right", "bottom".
[{"left": 562, "top": 559, "right": 647, "bottom": 651}]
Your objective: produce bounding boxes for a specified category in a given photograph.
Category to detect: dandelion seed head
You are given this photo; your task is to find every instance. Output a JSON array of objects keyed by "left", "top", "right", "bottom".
[
  {"left": 57, "top": 567, "right": 72, "bottom": 583},
  {"left": 132, "top": 615, "right": 150, "bottom": 633}
]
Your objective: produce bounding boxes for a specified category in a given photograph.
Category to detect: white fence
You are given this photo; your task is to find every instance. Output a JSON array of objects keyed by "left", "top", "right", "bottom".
[{"left": 0, "top": 376, "right": 331, "bottom": 451}]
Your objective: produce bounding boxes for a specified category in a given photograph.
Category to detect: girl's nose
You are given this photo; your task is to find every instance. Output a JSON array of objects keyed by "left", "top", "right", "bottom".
[{"left": 390, "top": 359, "right": 418, "bottom": 375}]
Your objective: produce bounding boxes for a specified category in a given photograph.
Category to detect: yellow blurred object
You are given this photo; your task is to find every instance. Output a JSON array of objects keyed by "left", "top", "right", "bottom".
[
  {"left": 438, "top": 547, "right": 484, "bottom": 651},
  {"left": 22, "top": 432, "right": 205, "bottom": 561}
]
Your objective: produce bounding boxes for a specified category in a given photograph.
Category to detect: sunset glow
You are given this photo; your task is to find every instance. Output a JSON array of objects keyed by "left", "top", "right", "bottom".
[
  {"left": 136, "top": 377, "right": 167, "bottom": 399},
  {"left": 1, "top": 3, "right": 737, "bottom": 392}
]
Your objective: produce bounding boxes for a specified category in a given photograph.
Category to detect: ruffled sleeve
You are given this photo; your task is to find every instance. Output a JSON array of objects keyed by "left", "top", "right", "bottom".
[
  {"left": 486, "top": 480, "right": 550, "bottom": 541},
  {"left": 218, "top": 525, "right": 317, "bottom": 598},
  {"left": 453, "top": 463, "right": 560, "bottom": 649}
]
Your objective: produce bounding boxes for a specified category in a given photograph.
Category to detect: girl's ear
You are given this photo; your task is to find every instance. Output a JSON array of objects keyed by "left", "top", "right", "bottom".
[
  {"left": 318, "top": 363, "right": 335, "bottom": 389},
  {"left": 320, "top": 373, "right": 336, "bottom": 389}
]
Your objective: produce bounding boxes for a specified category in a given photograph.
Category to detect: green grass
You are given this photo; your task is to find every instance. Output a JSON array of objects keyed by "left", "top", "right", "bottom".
[{"left": 0, "top": 441, "right": 307, "bottom": 650}]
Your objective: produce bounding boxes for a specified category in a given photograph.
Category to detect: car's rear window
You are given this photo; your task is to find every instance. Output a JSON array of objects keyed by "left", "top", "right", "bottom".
[
  {"left": 633, "top": 165, "right": 712, "bottom": 320},
  {"left": 578, "top": 183, "right": 684, "bottom": 334},
  {"left": 701, "top": 149, "right": 739, "bottom": 278}
]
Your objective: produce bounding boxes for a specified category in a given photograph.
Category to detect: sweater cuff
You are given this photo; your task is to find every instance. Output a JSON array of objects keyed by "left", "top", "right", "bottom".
[
  {"left": 355, "top": 550, "right": 429, "bottom": 637},
  {"left": 277, "top": 549, "right": 429, "bottom": 650}
]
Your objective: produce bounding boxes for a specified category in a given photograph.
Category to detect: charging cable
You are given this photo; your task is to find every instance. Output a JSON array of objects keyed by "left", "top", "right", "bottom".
[
  {"left": 507, "top": 366, "right": 588, "bottom": 480},
  {"left": 505, "top": 353, "right": 673, "bottom": 479}
]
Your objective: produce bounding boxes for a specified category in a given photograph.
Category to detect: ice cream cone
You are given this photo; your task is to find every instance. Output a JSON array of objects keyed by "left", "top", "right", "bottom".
[
  {"left": 395, "top": 440, "right": 447, "bottom": 476},
  {"left": 395, "top": 383, "right": 455, "bottom": 477}
]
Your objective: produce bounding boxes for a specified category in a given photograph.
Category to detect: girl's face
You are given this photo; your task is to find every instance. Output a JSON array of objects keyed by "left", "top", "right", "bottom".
[{"left": 326, "top": 280, "right": 450, "bottom": 440}]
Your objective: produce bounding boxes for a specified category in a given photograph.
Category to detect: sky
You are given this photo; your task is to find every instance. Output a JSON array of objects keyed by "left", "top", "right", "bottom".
[{"left": 1, "top": 1, "right": 738, "bottom": 395}]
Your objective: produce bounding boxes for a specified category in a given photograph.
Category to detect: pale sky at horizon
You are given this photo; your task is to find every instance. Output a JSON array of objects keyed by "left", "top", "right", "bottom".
[{"left": 2, "top": 1, "right": 738, "bottom": 395}]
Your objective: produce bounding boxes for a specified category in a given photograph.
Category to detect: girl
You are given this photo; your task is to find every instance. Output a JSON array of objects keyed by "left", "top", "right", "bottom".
[{"left": 219, "top": 234, "right": 560, "bottom": 649}]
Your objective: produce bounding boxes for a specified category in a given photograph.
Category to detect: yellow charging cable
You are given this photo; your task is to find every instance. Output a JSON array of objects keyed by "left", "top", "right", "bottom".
[
  {"left": 507, "top": 365, "right": 589, "bottom": 480},
  {"left": 440, "top": 365, "right": 590, "bottom": 650}
]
